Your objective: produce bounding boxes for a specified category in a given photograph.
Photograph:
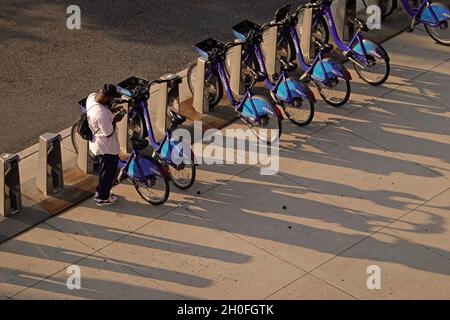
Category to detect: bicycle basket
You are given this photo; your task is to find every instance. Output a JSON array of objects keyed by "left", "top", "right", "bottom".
[
  {"left": 193, "top": 38, "right": 226, "bottom": 60},
  {"left": 275, "top": 4, "right": 291, "bottom": 22},
  {"left": 117, "top": 76, "right": 150, "bottom": 91},
  {"left": 232, "top": 20, "right": 261, "bottom": 41}
]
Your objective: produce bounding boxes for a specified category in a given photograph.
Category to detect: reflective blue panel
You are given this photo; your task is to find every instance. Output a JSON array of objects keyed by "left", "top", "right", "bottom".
[
  {"left": 128, "top": 158, "right": 160, "bottom": 179},
  {"left": 241, "top": 96, "right": 274, "bottom": 119},
  {"left": 421, "top": 4, "right": 450, "bottom": 24}
]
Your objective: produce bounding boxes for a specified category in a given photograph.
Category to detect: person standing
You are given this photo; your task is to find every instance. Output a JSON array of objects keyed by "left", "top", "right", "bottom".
[{"left": 86, "top": 83, "right": 125, "bottom": 206}]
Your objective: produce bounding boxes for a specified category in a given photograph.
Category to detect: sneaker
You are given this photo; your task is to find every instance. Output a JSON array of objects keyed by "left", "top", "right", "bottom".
[
  {"left": 95, "top": 194, "right": 118, "bottom": 207},
  {"left": 94, "top": 192, "right": 114, "bottom": 201}
]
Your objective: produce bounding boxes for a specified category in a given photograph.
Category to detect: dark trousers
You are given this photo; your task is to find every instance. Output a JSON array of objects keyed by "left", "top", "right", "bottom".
[{"left": 96, "top": 154, "right": 119, "bottom": 200}]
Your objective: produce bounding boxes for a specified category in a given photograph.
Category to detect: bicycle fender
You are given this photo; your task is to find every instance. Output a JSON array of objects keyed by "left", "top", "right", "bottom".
[
  {"left": 312, "top": 58, "right": 352, "bottom": 82},
  {"left": 160, "top": 139, "right": 192, "bottom": 165},
  {"left": 421, "top": 3, "right": 450, "bottom": 24},
  {"left": 241, "top": 95, "right": 276, "bottom": 120},
  {"left": 276, "top": 77, "right": 317, "bottom": 104},
  {"left": 353, "top": 39, "right": 390, "bottom": 62}
]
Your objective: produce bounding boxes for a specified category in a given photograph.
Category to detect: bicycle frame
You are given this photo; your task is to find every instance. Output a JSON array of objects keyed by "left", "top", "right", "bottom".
[
  {"left": 118, "top": 148, "right": 165, "bottom": 183},
  {"left": 251, "top": 44, "right": 296, "bottom": 103},
  {"left": 115, "top": 85, "right": 188, "bottom": 167},
  {"left": 213, "top": 58, "right": 269, "bottom": 123},
  {"left": 320, "top": 5, "right": 370, "bottom": 66},
  {"left": 286, "top": 26, "right": 336, "bottom": 85},
  {"left": 239, "top": 38, "right": 317, "bottom": 104},
  {"left": 274, "top": 21, "right": 351, "bottom": 87}
]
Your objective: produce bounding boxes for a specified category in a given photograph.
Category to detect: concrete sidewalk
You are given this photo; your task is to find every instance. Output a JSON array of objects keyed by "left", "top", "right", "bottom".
[{"left": 0, "top": 28, "right": 449, "bottom": 299}]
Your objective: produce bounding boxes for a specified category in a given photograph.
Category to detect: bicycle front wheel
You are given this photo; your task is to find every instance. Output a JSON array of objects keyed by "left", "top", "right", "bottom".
[
  {"left": 134, "top": 156, "right": 170, "bottom": 205},
  {"left": 354, "top": 53, "right": 390, "bottom": 85},
  {"left": 425, "top": 21, "right": 450, "bottom": 46},
  {"left": 168, "top": 150, "right": 196, "bottom": 190},
  {"left": 187, "top": 61, "right": 223, "bottom": 108},
  {"left": 296, "top": 7, "right": 329, "bottom": 57},
  {"left": 282, "top": 98, "right": 315, "bottom": 127},
  {"left": 316, "top": 78, "right": 351, "bottom": 107}
]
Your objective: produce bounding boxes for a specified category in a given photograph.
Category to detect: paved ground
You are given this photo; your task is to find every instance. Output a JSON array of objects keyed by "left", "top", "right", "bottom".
[
  {"left": 0, "top": 28, "right": 449, "bottom": 299},
  {"left": 1, "top": 0, "right": 309, "bottom": 154}
]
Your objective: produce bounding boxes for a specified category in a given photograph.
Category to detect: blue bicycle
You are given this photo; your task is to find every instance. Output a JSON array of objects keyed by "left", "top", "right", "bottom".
[
  {"left": 295, "top": 0, "right": 391, "bottom": 85},
  {"left": 271, "top": 4, "right": 353, "bottom": 106},
  {"left": 115, "top": 75, "right": 196, "bottom": 190},
  {"left": 72, "top": 75, "right": 196, "bottom": 190},
  {"left": 228, "top": 19, "right": 317, "bottom": 126},
  {"left": 187, "top": 38, "right": 282, "bottom": 144}
]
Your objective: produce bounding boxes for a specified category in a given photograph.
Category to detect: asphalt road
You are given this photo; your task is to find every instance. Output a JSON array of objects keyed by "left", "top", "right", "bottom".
[{"left": 0, "top": 0, "right": 309, "bottom": 154}]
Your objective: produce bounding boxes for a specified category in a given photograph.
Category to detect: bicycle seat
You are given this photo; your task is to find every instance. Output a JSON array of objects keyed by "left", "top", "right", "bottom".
[
  {"left": 305, "top": 2, "right": 322, "bottom": 9},
  {"left": 315, "top": 40, "right": 334, "bottom": 53},
  {"left": 132, "top": 138, "right": 149, "bottom": 150},
  {"left": 253, "top": 71, "right": 267, "bottom": 82},
  {"left": 350, "top": 18, "right": 369, "bottom": 32},
  {"left": 168, "top": 110, "right": 186, "bottom": 125},
  {"left": 159, "top": 73, "right": 182, "bottom": 84},
  {"left": 280, "top": 60, "right": 298, "bottom": 72}
]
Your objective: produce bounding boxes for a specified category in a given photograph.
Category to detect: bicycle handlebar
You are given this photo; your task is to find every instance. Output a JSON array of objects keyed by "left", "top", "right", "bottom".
[
  {"left": 295, "top": 0, "right": 324, "bottom": 17},
  {"left": 260, "top": 21, "right": 285, "bottom": 32},
  {"left": 224, "top": 40, "right": 246, "bottom": 52}
]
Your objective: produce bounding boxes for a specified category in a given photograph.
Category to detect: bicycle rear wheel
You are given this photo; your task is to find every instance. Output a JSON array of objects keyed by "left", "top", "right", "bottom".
[
  {"left": 362, "top": 0, "right": 396, "bottom": 19},
  {"left": 71, "top": 121, "right": 80, "bottom": 154}
]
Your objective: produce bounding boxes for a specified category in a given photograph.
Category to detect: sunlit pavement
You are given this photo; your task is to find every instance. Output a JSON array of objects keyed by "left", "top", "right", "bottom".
[{"left": 0, "top": 29, "right": 449, "bottom": 300}]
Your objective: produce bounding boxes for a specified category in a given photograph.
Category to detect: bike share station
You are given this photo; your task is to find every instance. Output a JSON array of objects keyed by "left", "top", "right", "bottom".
[{"left": 0, "top": 0, "right": 412, "bottom": 244}]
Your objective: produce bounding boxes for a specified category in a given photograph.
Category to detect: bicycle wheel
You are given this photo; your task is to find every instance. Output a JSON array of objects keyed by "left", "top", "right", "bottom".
[
  {"left": 187, "top": 61, "right": 223, "bottom": 108},
  {"left": 168, "top": 150, "right": 196, "bottom": 190},
  {"left": 282, "top": 98, "right": 315, "bottom": 127},
  {"left": 354, "top": 53, "right": 390, "bottom": 85},
  {"left": 225, "top": 50, "right": 260, "bottom": 90},
  {"left": 296, "top": 7, "right": 330, "bottom": 55},
  {"left": 425, "top": 8, "right": 450, "bottom": 46},
  {"left": 380, "top": 0, "right": 396, "bottom": 19},
  {"left": 128, "top": 110, "right": 146, "bottom": 140},
  {"left": 316, "top": 78, "right": 351, "bottom": 107},
  {"left": 243, "top": 96, "right": 282, "bottom": 145},
  {"left": 70, "top": 121, "right": 96, "bottom": 160},
  {"left": 277, "top": 35, "right": 296, "bottom": 63},
  {"left": 362, "top": 0, "right": 396, "bottom": 19},
  {"left": 71, "top": 121, "right": 80, "bottom": 154},
  {"left": 134, "top": 155, "right": 170, "bottom": 205}
]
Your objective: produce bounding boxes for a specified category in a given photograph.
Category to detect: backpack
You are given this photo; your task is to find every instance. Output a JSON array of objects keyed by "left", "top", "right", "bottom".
[{"left": 76, "top": 112, "right": 95, "bottom": 141}]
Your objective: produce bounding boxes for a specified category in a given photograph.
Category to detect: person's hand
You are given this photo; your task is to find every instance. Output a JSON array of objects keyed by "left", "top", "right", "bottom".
[
  {"left": 113, "top": 113, "right": 125, "bottom": 123},
  {"left": 110, "top": 104, "right": 124, "bottom": 113}
]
